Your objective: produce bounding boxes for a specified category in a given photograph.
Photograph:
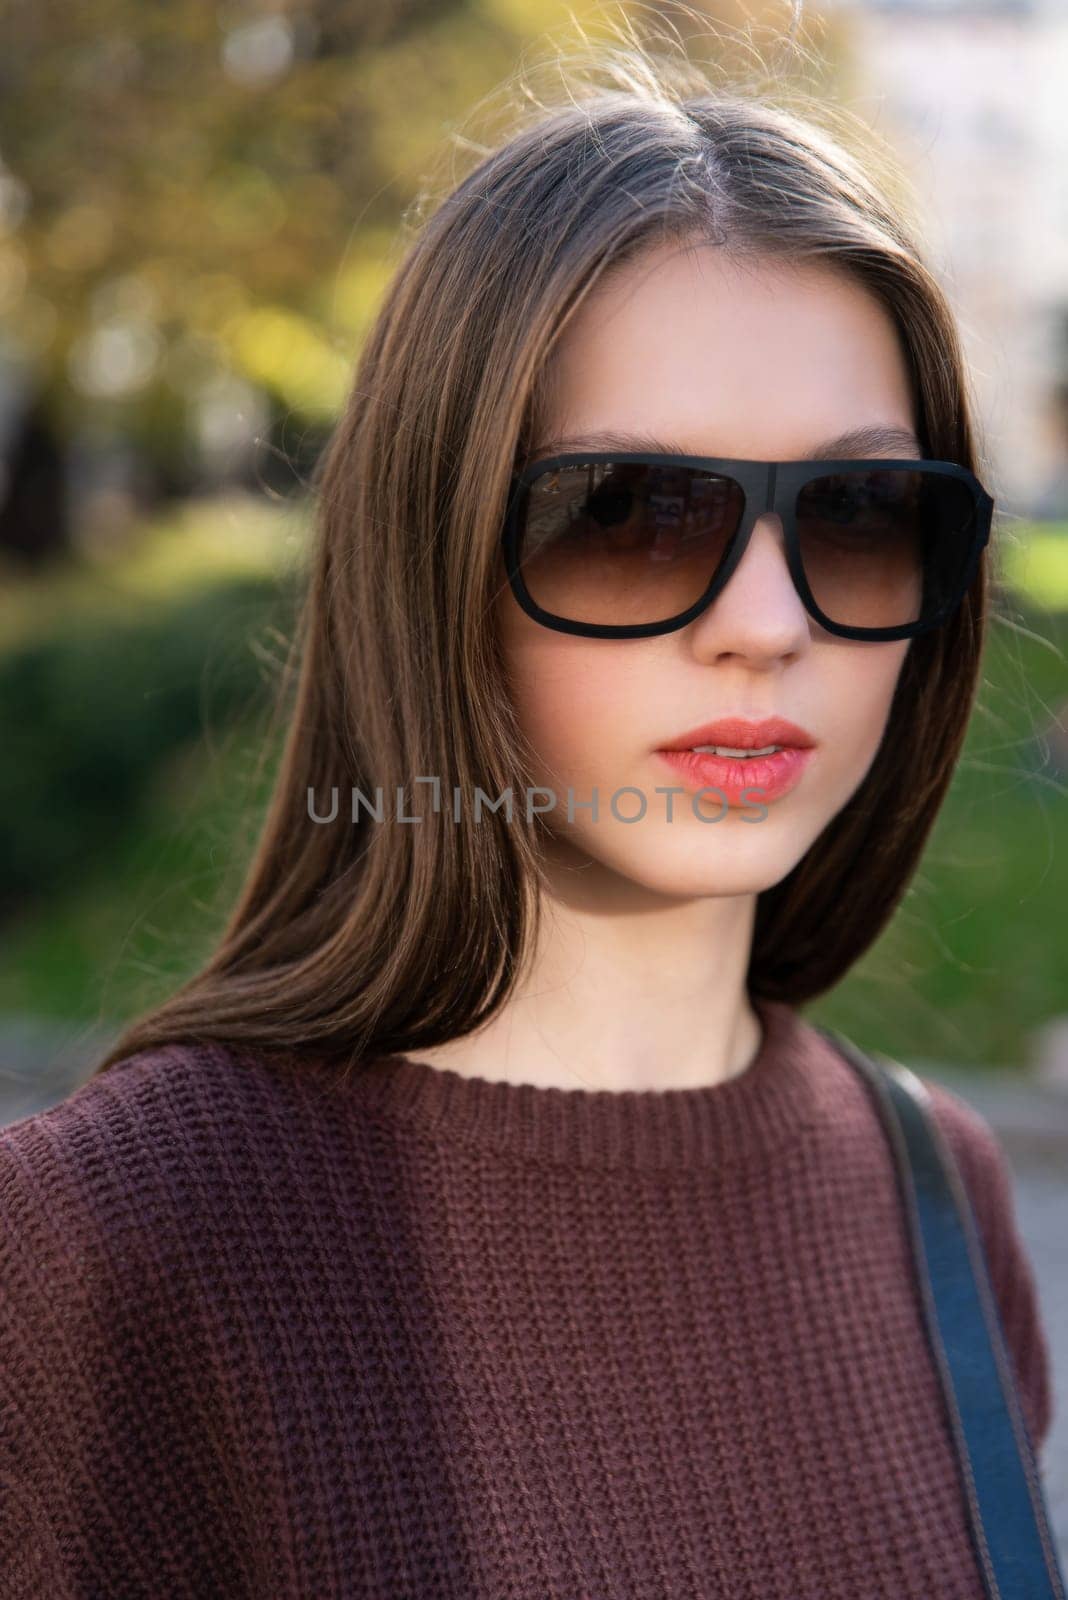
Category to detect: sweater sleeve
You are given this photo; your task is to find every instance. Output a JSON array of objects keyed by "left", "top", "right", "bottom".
[
  {"left": 0, "top": 1099, "right": 110, "bottom": 1598},
  {"left": 0, "top": 1060, "right": 256, "bottom": 1599},
  {"left": 921, "top": 1078, "right": 1055, "bottom": 1462}
]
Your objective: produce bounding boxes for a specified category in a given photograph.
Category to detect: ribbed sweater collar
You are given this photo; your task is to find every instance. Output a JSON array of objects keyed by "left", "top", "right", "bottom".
[{"left": 347, "top": 997, "right": 832, "bottom": 1172}]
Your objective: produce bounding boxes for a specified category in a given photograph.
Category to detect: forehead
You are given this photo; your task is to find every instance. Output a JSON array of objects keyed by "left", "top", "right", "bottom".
[{"left": 535, "top": 243, "right": 917, "bottom": 463}]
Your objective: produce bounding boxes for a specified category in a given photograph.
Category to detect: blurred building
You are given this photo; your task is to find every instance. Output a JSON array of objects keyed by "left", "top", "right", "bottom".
[{"left": 831, "top": 0, "right": 1068, "bottom": 518}]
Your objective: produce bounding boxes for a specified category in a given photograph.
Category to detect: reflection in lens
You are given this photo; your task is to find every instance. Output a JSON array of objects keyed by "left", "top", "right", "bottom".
[
  {"left": 797, "top": 468, "right": 976, "bottom": 629},
  {"left": 519, "top": 462, "right": 743, "bottom": 626}
]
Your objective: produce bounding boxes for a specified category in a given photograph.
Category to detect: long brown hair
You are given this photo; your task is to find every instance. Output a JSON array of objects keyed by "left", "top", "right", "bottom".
[{"left": 92, "top": 21, "right": 997, "bottom": 1075}]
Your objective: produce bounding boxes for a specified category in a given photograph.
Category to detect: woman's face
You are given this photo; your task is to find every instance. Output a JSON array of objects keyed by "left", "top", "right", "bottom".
[{"left": 496, "top": 242, "right": 918, "bottom": 898}]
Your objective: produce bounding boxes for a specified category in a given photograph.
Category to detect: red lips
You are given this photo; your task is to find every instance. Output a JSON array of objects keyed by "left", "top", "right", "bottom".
[{"left": 657, "top": 716, "right": 816, "bottom": 753}]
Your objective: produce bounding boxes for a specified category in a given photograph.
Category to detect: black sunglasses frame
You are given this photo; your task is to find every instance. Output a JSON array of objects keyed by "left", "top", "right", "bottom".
[{"left": 501, "top": 451, "right": 994, "bottom": 642}]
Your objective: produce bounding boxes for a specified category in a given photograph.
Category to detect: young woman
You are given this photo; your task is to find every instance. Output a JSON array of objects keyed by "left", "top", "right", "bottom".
[{"left": 0, "top": 40, "right": 1056, "bottom": 1600}]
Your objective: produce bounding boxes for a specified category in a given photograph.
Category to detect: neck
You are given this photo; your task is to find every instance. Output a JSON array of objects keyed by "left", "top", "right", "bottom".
[{"left": 413, "top": 836, "right": 762, "bottom": 1093}]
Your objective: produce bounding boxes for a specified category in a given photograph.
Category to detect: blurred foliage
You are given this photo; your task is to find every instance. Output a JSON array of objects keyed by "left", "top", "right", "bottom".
[
  {"left": 814, "top": 594, "right": 1068, "bottom": 1070},
  {"left": 0, "top": 489, "right": 307, "bottom": 647},
  {"left": 1000, "top": 523, "right": 1068, "bottom": 611},
  {"left": 0, "top": 492, "right": 301, "bottom": 914},
  {"left": 0, "top": 708, "right": 284, "bottom": 1028},
  {"left": 0, "top": 0, "right": 845, "bottom": 467}
]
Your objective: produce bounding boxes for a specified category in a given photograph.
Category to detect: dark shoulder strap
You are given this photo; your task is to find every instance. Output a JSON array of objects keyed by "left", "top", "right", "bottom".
[{"left": 815, "top": 1024, "right": 1067, "bottom": 1600}]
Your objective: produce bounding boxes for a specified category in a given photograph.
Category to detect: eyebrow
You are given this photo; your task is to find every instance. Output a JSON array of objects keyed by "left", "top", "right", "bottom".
[{"left": 524, "top": 424, "right": 924, "bottom": 462}]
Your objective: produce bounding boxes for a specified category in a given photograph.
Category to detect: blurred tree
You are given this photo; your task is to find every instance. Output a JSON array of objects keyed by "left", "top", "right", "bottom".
[
  {"left": 0, "top": 0, "right": 482, "bottom": 555},
  {"left": 0, "top": 0, "right": 847, "bottom": 559},
  {"left": 0, "top": 389, "right": 69, "bottom": 563}
]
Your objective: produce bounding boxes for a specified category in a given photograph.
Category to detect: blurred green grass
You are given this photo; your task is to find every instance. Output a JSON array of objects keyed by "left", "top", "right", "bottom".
[
  {"left": 0, "top": 490, "right": 309, "bottom": 649},
  {"left": 813, "top": 616, "right": 1067, "bottom": 1070},
  {"left": 813, "top": 522, "right": 1068, "bottom": 1067},
  {"left": 998, "top": 524, "right": 1068, "bottom": 610},
  {"left": 0, "top": 504, "right": 1065, "bottom": 1069},
  {"left": 0, "top": 722, "right": 283, "bottom": 1026}
]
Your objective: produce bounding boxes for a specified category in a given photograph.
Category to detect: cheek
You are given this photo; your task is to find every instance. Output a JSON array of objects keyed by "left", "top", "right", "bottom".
[
  {"left": 863, "top": 637, "right": 910, "bottom": 720},
  {"left": 826, "top": 639, "right": 910, "bottom": 780},
  {"left": 501, "top": 626, "right": 632, "bottom": 788}
]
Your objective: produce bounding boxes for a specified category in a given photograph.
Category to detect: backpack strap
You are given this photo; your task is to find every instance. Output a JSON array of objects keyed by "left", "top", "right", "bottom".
[{"left": 814, "top": 1024, "right": 1067, "bottom": 1600}]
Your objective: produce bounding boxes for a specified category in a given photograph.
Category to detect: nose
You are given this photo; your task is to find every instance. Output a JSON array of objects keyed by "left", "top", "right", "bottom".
[{"left": 686, "top": 513, "right": 811, "bottom": 664}]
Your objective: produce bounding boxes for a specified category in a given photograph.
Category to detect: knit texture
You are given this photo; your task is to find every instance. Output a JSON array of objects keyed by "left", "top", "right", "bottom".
[{"left": 0, "top": 997, "right": 1054, "bottom": 1599}]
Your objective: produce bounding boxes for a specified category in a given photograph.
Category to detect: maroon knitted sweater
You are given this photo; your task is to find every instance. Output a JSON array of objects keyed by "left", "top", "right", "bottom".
[{"left": 0, "top": 997, "right": 1054, "bottom": 1598}]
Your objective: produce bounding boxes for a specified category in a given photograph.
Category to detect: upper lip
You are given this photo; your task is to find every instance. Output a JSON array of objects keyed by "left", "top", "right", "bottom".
[{"left": 658, "top": 716, "right": 817, "bottom": 751}]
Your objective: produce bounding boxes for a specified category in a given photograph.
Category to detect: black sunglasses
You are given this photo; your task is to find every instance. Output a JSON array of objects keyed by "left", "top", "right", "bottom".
[{"left": 501, "top": 451, "right": 994, "bottom": 642}]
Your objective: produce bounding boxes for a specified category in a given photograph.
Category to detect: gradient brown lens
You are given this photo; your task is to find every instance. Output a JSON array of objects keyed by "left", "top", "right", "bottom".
[
  {"left": 796, "top": 467, "right": 977, "bottom": 630},
  {"left": 517, "top": 461, "right": 979, "bottom": 633},
  {"left": 519, "top": 461, "right": 743, "bottom": 625}
]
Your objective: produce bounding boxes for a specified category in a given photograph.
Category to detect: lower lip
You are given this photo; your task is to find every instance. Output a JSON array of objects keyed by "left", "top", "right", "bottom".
[{"left": 655, "top": 746, "right": 816, "bottom": 804}]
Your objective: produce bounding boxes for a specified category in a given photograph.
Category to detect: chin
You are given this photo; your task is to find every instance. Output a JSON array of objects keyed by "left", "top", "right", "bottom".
[{"left": 568, "top": 824, "right": 819, "bottom": 900}]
